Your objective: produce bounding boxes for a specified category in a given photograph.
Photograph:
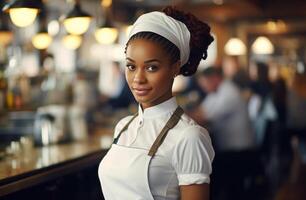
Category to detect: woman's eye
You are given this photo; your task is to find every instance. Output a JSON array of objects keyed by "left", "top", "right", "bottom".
[
  {"left": 126, "top": 64, "right": 136, "bottom": 71},
  {"left": 147, "top": 65, "right": 158, "bottom": 72}
]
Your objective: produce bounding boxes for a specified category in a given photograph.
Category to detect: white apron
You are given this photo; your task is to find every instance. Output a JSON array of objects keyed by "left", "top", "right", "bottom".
[{"left": 99, "top": 107, "right": 184, "bottom": 200}]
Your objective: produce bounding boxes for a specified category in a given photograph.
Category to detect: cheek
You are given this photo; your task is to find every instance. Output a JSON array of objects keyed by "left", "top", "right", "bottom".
[
  {"left": 125, "top": 70, "right": 133, "bottom": 87},
  {"left": 150, "top": 73, "right": 173, "bottom": 89}
]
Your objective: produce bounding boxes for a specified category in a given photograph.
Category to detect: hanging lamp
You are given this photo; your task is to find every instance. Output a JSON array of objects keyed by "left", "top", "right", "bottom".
[
  {"left": 95, "top": 15, "right": 118, "bottom": 44},
  {"left": 2, "top": 0, "right": 42, "bottom": 27},
  {"left": 224, "top": 37, "right": 246, "bottom": 56},
  {"left": 63, "top": 1, "right": 92, "bottom": 35},
  {"left": 62, "top": 34, "right": 82, "bottom": 50},
  {"left": 32, "top": 29, "right": 52, "bottom": 50},
  {"left": 251, "top": 36, "right": 274, "bottom": 54},
  {"left": 95, "top": 1, "right": 118, "bottom": 44}
]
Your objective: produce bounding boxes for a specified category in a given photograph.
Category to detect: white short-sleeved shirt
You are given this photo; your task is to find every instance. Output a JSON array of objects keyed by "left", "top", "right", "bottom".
[{"left": 114, "top": 97, "right": 214, "bottom": 199}]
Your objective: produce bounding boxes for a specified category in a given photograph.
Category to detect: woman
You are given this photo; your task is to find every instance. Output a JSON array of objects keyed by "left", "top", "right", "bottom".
[{"left": 98, "top": 6, "right": 214, "bottom": 200}]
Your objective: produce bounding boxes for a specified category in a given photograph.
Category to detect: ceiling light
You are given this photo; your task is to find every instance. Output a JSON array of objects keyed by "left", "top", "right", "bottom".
[
  {"left": 224, "top": 37, "right": 246, "bottom": 56},
  {"left": 251, "top": 36, "right": 274, "bottom": 54},
  {"left": 101, "top": 0, "right": 112, "bottom": 8},
  {"left": 63, "top": 3, "right": 92, "bottom": 35},
  {"left": 95, "top": 16, "right": 118, "bottom": 44},
  {"left": 62, "top": 34, "right": 82, "bottom": 50},
  {"left": 2, "top": 0, "right": 42, "bottom": 27},
  {"left": 32, "top": 32, "right": 52, "bottom": 49}
]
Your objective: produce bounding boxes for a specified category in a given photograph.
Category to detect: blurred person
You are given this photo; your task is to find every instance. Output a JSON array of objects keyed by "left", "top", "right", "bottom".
[
  {"left": 70, "top": 70, "right": 98, "bottom": 139},
  {"left": 248, "top": 61, "right": 285, "bottom": 192},
  {"left": 248, "top": 61, "right": 277, "bottom": 147},
  {"left": 98, "top": 7, "right": 215, "bottom": 200},
  {"left": 268, "top": 61, "right": 291, "bottom": 180},
  {"left": 189, "top": 66, "right": 256, "bottom": 200},
  {"left": 287, "top": 70, "right": 306, "bottom": 163},
  {"left": 222, "top": 56, "right": 250, "bottom": 92}
]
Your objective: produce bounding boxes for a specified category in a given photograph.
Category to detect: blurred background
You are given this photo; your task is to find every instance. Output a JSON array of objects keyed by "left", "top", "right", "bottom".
[{"left": 0, "top": 0, "right": 306, "bottom": 200}]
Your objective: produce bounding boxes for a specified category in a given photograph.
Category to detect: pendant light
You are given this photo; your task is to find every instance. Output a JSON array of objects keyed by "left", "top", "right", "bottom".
[
  {"left": 63, "top": 1, "right": 92, "bottom": 35},
  {"left": 32, "top": 30, "right": 52, "bottom": 50},
  {"left": 224, "top": 37, "right": 246, "bottom": 56},
  {"left": 31, "top": 6, "right": 52, "bottom": 50},
  {"left": 62, "top": 34, "right": 82, "bottom": 50},
  {"left": 94, "top": 0, "right": 118, "bottom": 44},
  {"left": 95, "top": 16, "right": 118, "bottom": 44},
  {"left": 251, "top": 36, "right": 274, "bottom": 54},
  {"left": 2, "top": 0, "right": 42, "bottom": 27}
]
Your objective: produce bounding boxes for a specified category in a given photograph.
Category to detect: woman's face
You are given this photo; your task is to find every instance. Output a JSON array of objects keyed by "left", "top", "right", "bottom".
[{"left": 125, "top": 39, "right": 180, "bottom": 109}]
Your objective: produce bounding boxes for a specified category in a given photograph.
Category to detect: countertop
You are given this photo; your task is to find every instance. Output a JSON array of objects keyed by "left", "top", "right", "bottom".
[{"left": 0, "top": 133, "right": 112, "bottom": 197}]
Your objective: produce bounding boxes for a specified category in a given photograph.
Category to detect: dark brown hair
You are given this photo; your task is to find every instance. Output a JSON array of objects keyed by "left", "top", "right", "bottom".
[{"left": 125, "top": 6, "right": 214, "bottom": 77}]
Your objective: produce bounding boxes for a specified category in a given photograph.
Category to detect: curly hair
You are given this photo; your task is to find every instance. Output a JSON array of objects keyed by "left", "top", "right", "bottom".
[{"left": 125, "top": 6, "right": 214, "bottom": 77}]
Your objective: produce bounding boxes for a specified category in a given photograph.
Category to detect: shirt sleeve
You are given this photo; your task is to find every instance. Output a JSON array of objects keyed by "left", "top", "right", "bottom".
[{"left": 172, "top": 126, "right": 215, "bottom": 185}]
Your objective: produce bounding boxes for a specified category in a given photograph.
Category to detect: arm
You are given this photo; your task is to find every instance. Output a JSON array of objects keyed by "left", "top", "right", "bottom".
[
  {"left": 173, "top": 127, "right": 214, "bottom": 200},
  {"left": 180, "top": 184, "right": 210, "bottom": 200}
]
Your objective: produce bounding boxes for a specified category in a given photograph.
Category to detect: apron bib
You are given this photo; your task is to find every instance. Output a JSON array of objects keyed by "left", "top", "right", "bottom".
[{"left": 99, "top": 107, "right": 184, "bottom": 200}]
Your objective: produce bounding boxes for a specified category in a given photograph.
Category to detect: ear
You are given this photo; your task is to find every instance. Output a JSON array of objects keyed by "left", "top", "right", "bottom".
[{"left": 171, "top": 60, "right": 181, "bottom": 77}]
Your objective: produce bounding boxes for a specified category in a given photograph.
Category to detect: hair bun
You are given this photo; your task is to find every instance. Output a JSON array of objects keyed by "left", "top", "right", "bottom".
[{"left": 162, "top": 6, "right": 214, "bottom": 76}]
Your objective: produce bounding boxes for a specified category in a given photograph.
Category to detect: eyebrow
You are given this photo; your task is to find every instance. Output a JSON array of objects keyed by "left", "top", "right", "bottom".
[{"left": 126, "top": 57, "right": 161, "bottom": 63}]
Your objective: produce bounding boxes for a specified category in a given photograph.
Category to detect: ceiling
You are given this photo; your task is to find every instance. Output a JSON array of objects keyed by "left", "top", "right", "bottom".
[{"left": 2, "top": 0, "right": 306, "bottom": 24}]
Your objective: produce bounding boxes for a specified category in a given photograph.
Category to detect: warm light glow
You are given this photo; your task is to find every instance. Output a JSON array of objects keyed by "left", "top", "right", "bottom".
[
  {"left": 95, "top": 27, "right": 118, "bottom": 44},
  {"left": 32, "top": 33, "right": 53, "bottom": 49},
  {"left": 266, "top": 20, "right": 286, "bottom": 33},
  {"left": 62, "top": 34, "right": 82, "bottom": 50},
  {"left": 101, "top": 0, "right": 112, "bottom": 8},
  {"left": 252, "top": 36, "right": 274, "bottom": 54},
  {"left": 224, "top": 38, "right": 246, "bottom": 56},
  {"left": 63, "top": 17, "right": 91, "bottom": 35},
  {"left": 9, "top": 8, "right": 38, "bottom": 27},
  {"left": 0, "top": 31, "right": 13, "bottom": 46}
]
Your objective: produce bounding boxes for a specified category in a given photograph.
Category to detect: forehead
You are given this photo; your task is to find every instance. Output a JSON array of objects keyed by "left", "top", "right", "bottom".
[{"left": 126, "top": 39, "right": 167, "bottom": 60}]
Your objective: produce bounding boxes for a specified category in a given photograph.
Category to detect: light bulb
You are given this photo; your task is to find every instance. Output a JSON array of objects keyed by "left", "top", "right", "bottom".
[
  {"left": 252, "top": 36, "right": 274, "bottom": 54},
  {"left": 9, "top": 8, "right": 38, "bottom": 27},
  {"left": 63, "top": 17, "right": 91, "bottom": 35},
  {"left": 95, "top": 27, "right": 118, "bottom": 44},
  {"left": 62, "top": 34, "right": 82, "bottom": 50},
  {"left": 224, "top": 38, "right": 246, "bottom": 56},
  {"left": 32, "top": 33, "right": 52, "bottom": 49}
]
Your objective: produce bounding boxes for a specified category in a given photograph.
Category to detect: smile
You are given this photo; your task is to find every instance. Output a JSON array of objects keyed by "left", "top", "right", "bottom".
[{"left": 133, "top": 87, "right": 151, "bottom": 96}]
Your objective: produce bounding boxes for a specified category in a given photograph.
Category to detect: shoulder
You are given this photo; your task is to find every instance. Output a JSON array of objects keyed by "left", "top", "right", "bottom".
[
  {"left": 220, "top": 80, "right": 240, "bottom": 94},
  {"left": 174, "top": 113, "right": 212, "bottom": 146},
  {"left": 113, "top": 115, "right": 135, "bottom": 138}
]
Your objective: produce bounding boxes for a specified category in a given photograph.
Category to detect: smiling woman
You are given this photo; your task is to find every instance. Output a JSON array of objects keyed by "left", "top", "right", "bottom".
[
  {"left": 98, "top": 6, "right": 214, "bottom": 200},
  {"left": 125, "top": 37, "right": 180, "bottom": 109}
]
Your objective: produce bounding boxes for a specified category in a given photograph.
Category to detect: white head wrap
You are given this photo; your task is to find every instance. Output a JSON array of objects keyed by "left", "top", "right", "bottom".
[{"left": 128, "top": 11, "right": 191, "bottom": 66}]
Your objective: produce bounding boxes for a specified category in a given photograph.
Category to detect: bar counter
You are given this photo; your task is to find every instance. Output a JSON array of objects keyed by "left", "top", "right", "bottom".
[{"left": 0, "top": 134, "right": 111, "bottom": 197}]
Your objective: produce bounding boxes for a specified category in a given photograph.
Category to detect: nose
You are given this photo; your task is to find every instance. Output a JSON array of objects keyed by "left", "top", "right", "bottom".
[{"left": 133, "top": 69, "right": 146, "bottom": 84}]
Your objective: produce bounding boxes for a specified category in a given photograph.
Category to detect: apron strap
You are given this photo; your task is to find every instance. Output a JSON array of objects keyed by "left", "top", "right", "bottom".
[
  {"left": 148, "top": 106, "right": 184, "bottom": 157},
  {"left": 113, "top": 113, "right": 138, "bottom": 144}
]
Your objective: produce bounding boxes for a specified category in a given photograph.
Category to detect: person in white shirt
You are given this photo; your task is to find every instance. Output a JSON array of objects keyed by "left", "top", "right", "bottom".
[
  {"left": 98, "top": 6, "right": 215, "bottom": 200},
  {"left": 190, "top": 66, "right": 256, "bottom": 200}
]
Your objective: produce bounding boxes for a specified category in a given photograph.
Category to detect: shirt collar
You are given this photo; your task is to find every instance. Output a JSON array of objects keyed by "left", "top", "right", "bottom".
[{"left": 138, "top": 97, "right": 178, "bottom": 119}]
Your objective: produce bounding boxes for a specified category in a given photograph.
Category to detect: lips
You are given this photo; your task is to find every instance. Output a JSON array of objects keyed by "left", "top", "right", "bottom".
[{"left": 132, "top": 87, "right": 151, "bottom": 96}]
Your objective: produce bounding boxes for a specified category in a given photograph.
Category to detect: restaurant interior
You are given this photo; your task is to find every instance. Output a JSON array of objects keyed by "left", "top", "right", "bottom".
[{"left": 0, "top": 0, "right": 306, "bottom": 199}]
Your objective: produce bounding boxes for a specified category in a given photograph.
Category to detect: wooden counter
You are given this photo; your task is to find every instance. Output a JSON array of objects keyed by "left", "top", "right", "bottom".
[{"left": 0, "top": 135, "right": 110, "bottom": 197}]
